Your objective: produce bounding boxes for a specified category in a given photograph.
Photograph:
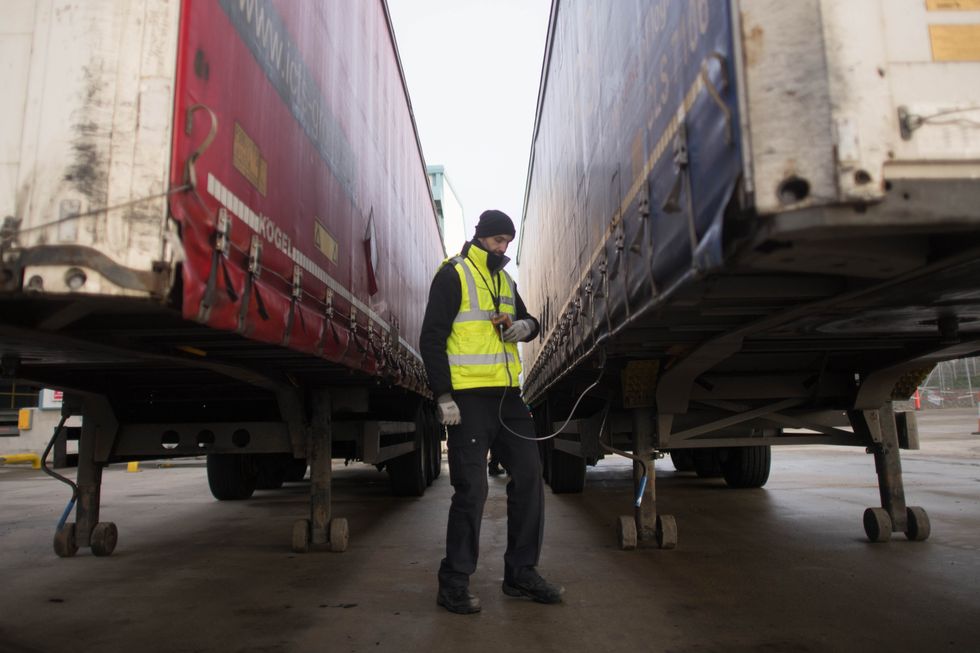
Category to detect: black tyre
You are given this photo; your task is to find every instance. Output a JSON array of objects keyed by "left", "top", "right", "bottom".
[
  {"left": 535, "top": 404, "right": 554, "bottom": 483},
  {"left": 283, "top": 457, "right": 308, "bottom": 482},
  {"left": 669, "top": 450, "right": 695, "bottom": 472},
  {"left": 721, "top": 445, "right": 771, "bottom": 488},
  {"left": 387, "top": 442, "right": 426, "bottom": 497},
  {"left": 206, "top": 453, "right": 257, "bottom": 500},
  {"left": 549, "top": 446, "right": 585, "bottom": 494},
  {"left": 693, "top": 448, "right": 723, "bottom": 478},
  {"left": 429, "top": 424, "right": 443, "bottom": 482},
  {"left": 539, "top": 440, "right": 553, "bottom": 483},
  {"left": 418, "top": 405, "right": 439, "bottom": 487},
  {"left": 255, "top": 453, "right": 289, "bottom": 490}
]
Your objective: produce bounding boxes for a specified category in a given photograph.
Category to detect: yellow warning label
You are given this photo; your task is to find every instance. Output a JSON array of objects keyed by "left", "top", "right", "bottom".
[
  {"left": 314, "top": 221, "right": 338, "bottom": 263},
  {"left": 929, "top": 24, "right": 980, "bottom": 61},
  {"left": 926, "top": 0, "right": 980, "bottom": 9},
  {"left": 233, "top": 123, "right": 268, "bottom": 196}
]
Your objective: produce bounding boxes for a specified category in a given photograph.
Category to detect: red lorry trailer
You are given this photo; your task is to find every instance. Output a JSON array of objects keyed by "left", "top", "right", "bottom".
[
  {"left": 0, "top": 0, "right": 445, "bottom": 556},
  {"left": 518, "top": 0, "right": 980, "bottom": 549}
]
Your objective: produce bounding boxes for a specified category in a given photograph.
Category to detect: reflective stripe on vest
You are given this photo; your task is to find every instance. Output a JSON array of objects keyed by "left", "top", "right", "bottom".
[
  {"left": 448, "top": 352, "right": 517, "bottom": 366},
  {"left": 444, "top": 250, "right": 522, "bottom": 389}
]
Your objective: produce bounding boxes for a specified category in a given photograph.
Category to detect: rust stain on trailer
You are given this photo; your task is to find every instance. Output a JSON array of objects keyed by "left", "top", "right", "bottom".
[{"left": 743, "top": 22, "right": 765, "bottom": 68}]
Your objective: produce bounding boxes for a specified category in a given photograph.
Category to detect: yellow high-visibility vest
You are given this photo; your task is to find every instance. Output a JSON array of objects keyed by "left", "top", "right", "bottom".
[{"left": 444, "top": 246, "right": 522, "bottom": 390}]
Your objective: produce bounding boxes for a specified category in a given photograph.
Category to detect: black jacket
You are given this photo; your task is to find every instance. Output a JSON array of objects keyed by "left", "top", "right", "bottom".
[{"left": 419, "top": 240, "right": 540, "bottom": 397}]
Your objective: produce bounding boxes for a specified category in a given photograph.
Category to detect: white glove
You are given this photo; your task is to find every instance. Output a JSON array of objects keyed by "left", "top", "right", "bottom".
[
  {"left": 436, "top": 393, "right": 461, "bottom": 425},
  {"left": 501, "top": 319, "right": 533, "bottom": 343}
]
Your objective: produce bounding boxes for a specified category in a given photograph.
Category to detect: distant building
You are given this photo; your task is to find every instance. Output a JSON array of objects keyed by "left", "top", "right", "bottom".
[{"left": 427, "top": 165, "right": 465, "bottom": 255}]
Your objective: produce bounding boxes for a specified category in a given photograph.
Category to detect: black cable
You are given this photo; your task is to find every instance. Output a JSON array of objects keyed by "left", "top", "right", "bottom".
[
  {"left": 39, "top": 415, "right": 79, "bottom": 530},
  {"left": 496, "top": 321, "right": 606, "bottom": 442}
]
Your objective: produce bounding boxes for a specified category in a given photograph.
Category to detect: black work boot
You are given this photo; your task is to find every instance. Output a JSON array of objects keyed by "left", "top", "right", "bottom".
[
  {"left": 437, "top": 586, "right": 481, "bottom": 614},
  {"left": 502, "top": 568, "right": 564, "bottom": 604}
]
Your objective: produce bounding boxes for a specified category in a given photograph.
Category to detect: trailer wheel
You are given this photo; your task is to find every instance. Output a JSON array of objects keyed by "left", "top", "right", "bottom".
[
  {"left": 863, "top": 507, "right": 892, "bottom": 543},
  {"left": 618, "top": 516, "right": 637, "bottom": 550},
  {"left": 430, "top": 427, "right": 443, "bottom": 481},
  {"left": 284, "top": 458, "right": 308, "bottom": 482},
  {"left": 207, "top": 454, "right": 257, "bottom": 500},
  {"left": 419, "top": 407, "right": 440, "bottom": 486},
  {"left": 53, "top": 522, "right": 78, "bottom": 558},
  {"left": 549, "top": 447, "right": 585, "bottom": 494},
  {"left": 669, "top": 450, "right": 695, "bottom": 472},
  {"left": 693, "top": 448, "right": 723, "bottom": 478},
  {"left": 255, "top": 453, "right": 289, "bottom": 490},
  {"left": 328, "top": 518, "right": 350, "bottom": 552},
  {"left": 539, "top": 440, "right": 553, "bottom": 483},
  {"left": 292, "top": 519, "right": 311, "bottom": 553},
  {"left": 535, "top": 402, "right": 554, "bottom": 482},
  {"left": 721, "top": 445, "right": 771, "bottom": 488},
  {"left": 905, "top": 506, "right": 931, "bottom": 542},
  {"left": 656, "top": 514, "right": 678, "bottom": 550},
  {"left": 90, "top": 522, "right": 118, "bottom": 557},
  {"left": 428, "top": 406, "right": 443, "bottom": 482},
  {"left": 387, "top": 444, "right": 426, "bottom": 497}
]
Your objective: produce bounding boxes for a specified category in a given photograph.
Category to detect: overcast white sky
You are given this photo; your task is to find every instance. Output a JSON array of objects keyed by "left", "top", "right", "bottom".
[{"left": 387, "top": 0, "right": 552, "bottom": 259}]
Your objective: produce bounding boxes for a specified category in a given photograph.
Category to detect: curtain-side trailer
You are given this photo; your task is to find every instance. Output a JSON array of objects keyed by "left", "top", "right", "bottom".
[
  {"left": 518, "top": 0, "right": 980, "bottom": 549},
  {"left": 0, "top": 0, "right": 445, "bottom": 556}
]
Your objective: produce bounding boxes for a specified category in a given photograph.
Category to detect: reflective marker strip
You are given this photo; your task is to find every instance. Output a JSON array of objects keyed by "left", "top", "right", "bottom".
[{"left": 448, "top": 352, "right": 516, "bottom": 366}]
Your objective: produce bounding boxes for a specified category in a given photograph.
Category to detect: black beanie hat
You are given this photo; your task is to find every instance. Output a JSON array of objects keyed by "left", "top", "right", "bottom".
[{"left": 474, "top": 209, "right": 516, "bottom": 239}]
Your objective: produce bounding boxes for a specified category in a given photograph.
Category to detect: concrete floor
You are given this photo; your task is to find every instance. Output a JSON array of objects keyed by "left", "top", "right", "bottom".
[{"left": 1, "top": 409, "right": 978, "bottom": 653}]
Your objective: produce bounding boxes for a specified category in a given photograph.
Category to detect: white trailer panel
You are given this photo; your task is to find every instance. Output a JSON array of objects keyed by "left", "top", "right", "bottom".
[{"left": 1, "top": 0, "right": 181, "bottom": 297}]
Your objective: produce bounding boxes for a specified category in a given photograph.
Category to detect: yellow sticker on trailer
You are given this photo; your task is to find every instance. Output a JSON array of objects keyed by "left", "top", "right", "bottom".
[
  {"left": 233, "top": 123, "right": 268, "bottom": 196},
  {"left": 314, "top": 221, "right": 339, "bottom": 263},
  {"left": 929, "top": 24, "right": 980, "bottom": 60},
  {"left": 926, "top": 0, "right": 980, "bottom": 9}
]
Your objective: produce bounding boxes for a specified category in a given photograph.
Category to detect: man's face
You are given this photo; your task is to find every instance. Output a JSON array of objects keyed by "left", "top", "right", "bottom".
[{"left": 478, "top": 234, "right": 514, "bottom": 256}]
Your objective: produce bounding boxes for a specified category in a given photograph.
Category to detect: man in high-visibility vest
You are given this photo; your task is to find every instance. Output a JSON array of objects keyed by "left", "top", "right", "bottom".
[{"left": 420, "top": 209, "right": 564, "bottom": 615}]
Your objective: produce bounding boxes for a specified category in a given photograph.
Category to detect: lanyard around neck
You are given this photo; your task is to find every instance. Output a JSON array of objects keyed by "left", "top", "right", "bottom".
[{"left": 467, "top": 254, "right": 502, "bottom": 312}]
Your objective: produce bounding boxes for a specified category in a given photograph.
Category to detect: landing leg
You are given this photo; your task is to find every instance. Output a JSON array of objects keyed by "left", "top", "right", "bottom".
[
  {"left": 618, "top": 408, "right": 676, "bottom": 550},
  {"left": 848, "top": 406, "right": 930, "bottom": 543},
  {"left": 54, "top": 394, "right": 118, "bottom": 557},
  {"left": 74, "top": 411, "right": 104, "bottom": 551},
  {"left": 293, "top": 389, "right": 348, "bottom": 553},
  {"left": 633, "top": 408, "right": 657, "bottom": 542}
]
